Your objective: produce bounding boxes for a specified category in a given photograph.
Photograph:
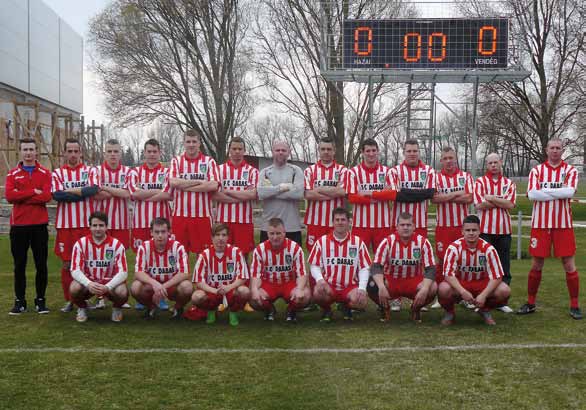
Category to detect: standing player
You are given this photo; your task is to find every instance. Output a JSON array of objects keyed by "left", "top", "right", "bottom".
[
  {"left": 249, "top": 218, "right": 310, "bottom": 322},
  {"left": 128, "top": 138, "right": 172, "bottom": 253},
  {"left": 192, "top": 224, "right": 251, "bottom": 326},
  {"left": 431, "top": 147, "right": 473, "bottom": 308},
  {"left": 303, "top": 138, "right": 347, "bottom": 251},
  {"left": 438, "top": 215, "right": 511, "bottom": 326},
  {"left": 5, "top": 139, "right": 52, "bottom": 314},
  {"left": 213, "top": 137, "right": 259, "bottom": 256},
  {"left": 69, "top": 212, "right": 129, "bottom": 323},
  {"left": 51, "top": 138, "right": 99, "bottom": 313},
  {"left": 131, "top": 218, "right": 192, "bottom": 319},
  {"left": 257, "top": 141, "right": 305, "bottom": 245},
  {"left": 517, "top": 138, "right": 582, "bottom": 319},
  {"left": 345, "top": 139, "right": 397, "bottom": 253},
  {"left": 92, "top": 139, "right": 132, "bottom": 248},
  {"left": 369, "top": 213, "right": 437, "bottom": 322},
  {"left": 309, "top": 208, "right": 371, "bottom": 322},
  {"left": 474, "top": 153, "right": 516, "bottom": 313},
  {"left": 168, "top": 129, "right": 219, "bottom": 254}
]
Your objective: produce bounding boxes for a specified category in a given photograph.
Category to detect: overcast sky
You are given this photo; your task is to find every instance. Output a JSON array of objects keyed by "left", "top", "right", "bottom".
[{"left": 43, "top": 0, "right": 110, "bottom": 125}]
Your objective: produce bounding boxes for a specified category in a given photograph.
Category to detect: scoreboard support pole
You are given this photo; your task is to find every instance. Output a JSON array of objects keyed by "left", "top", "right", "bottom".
[
  {"left": 367, "top": 76, "right": 374, "bottom": 138},
  {"left": 470, "top": 77, "right": 480, "bottom": 180}
]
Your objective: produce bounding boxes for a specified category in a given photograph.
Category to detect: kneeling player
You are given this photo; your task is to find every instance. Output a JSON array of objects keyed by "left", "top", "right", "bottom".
[
  {"left": 308, "top": 208, "right": 371, "bottom": 322},
  {"left": 70, "top": 211, "right": 128, "bottom": 322},
  {"left": 249, "top": 218, "right": 310, "bottom": 322},
  {"left": 191, "top": 224, "right": 250, "bottom": 326},
  {"left": 438, "top": 215, "right": 511, "bottom": 326},
  {"left": 131, "top": 217, "right": 192, "bottom": 319},
  {"left": 369, "top": 212, "right": 437, "bottom": 323}
]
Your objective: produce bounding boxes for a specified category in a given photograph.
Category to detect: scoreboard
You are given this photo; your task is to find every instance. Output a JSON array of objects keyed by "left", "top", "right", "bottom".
[{"left": 343, "top": 18, "right": 509, "bottom": 70}]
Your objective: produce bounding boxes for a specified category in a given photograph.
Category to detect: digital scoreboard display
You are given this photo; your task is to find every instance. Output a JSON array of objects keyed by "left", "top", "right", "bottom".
[{"left": 343, "top": 18, "right": 509, "bottom": 70}]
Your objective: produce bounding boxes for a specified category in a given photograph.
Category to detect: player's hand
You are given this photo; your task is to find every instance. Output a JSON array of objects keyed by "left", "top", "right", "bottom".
[
  {"left": 413, "top": 288, "right": 428, "bottom": 309},
  {"left": 460, "top": 290, "right": 474, "bottom": 303},
  {"left": 354, "top": 289, "right": 367, "bottom": 307},
  {"left": 34, "top": 189, "right": 43, "bottom": 195},
  {"left": 152, "top": 282, "right": 167, "bottom": 303},
  {"left": 314, "top": 280, "right": 330, "bottom": 297},
  {"left": 88, "top": 281, "right": 103, "bottom": 295},
  {"left": 216, "top": 285, "right": 228, "bottom": 296},
  {"left": 251, "top": 289, "right": 264, "bottom": 305},
  {"left": 378, "top": 286, "right": 391, "bottom": 308},
  {"left": 474, "top": 294, "right": 487, "bottom": 308},
  {"left": 290, "top": 286, "right": 304, "bottom": 303},
  {"left": 278, "top": 183, "right": 291, "bottom": 192}
]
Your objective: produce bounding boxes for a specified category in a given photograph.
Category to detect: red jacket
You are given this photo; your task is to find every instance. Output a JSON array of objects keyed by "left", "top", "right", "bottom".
[{"left": 4, "top": 161, "right": 52, "bottom": 226}]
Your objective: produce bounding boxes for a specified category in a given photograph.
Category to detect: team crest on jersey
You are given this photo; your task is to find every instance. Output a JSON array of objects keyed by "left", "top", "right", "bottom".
[
  {"left": 349, "top": 246, "right": 357, "bottom": 258},
  {"left": 169, "top": 256, "right": 176, "bottom": 266},
  {"left": 413, "top": 247, "right": 421, "bottom": 259},
  {"left": 199, "top": 163, "right": 207, "bottom": 174},
  {"left": 378, "top": 173, "right": 386, "bottom": 184},
  {"left": 334, "top": 171, "right": 340, "bottom": 181},
  {"left": 105, "top": 249, "right": 114, "bottom": 260},
  {"left": 285, "top": 254, "right": 292, "bottom": 264},
  {"left": 419, "top": 171, "right": 427, "bottom": 181},
  {"left": 479, "top": 255, "right": 486, "bottom": 266},
  {"left": 81, "top": 171, "right": 88, "bottom": 181},
  {"left": 458, "top": 177, "right": 465, "bottom": 186},
  {"left": 158, "top": 173, "right": 165, "bottom": 183},
  {"left": 227, "top": 262, "right": 235, "bottom": 273},
  {"left": 561, "top": 172, "right": 566, "bottom": 181},
  {"left": 242, "top": 171, "right": 249, "bottom": 180}
]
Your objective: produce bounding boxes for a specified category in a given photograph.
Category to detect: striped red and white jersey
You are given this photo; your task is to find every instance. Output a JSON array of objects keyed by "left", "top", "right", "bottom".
[
  {"left": 307, "top": 233, "right": 371, "bottom": 290},
  {"left": 250, "top": 239, "right": 306, "bottom": 284},
  {"left": 193, "top": 244, "right": 249, "bottom": 288},
  {"left": 135, "top": 239, "right": 188, "bottom": 284},
  {"left": 346, "top": 162, "right": 395, "bottom": 228},
  {"left": 373, "top": 233, "right": 435, "bottom": 279},
  {"left": 443, "top": 238, "right": 503, "bottom": 282},
  {"left": 435, "top": 169, "right": 474, "bottom": 227},
  {"left": 216, "top": 160, "right": 259, "bottom": 224},
  {"left": 474, "top": 174, "right": 516, "bottom": 234},
  {"left": 51, "top": 163, "right": 98, "bottom": 229},
  {"left": 390, "top": 161, "right": 435, "bottom": 229},
  {"left": 92, "top": 162, "right": 131, "bottom": 229},
  {"left": 71, "top": 235, "right": 127, "bottom": 282},
  {"left": 168, "top": 153, "right": 219, "bottom": 218},
  {"left": 128, "top": 163, "right": 172, "bottom": 229},
  {"left": 304, "top": 161, "right": 347, "bottom": 227},
  {"left": 528, "top": 161, "right": 578, "bottom": 229}
]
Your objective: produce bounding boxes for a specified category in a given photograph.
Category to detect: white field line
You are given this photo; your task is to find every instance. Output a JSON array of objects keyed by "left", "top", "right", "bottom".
[{"left": 0, "top": 344, "right": 586, "bottom": 354}]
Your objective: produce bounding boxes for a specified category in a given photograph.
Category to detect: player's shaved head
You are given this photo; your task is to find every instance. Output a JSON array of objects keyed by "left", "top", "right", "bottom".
[{"left": 486, "top": 153, "right": 500, "bottom": 162}]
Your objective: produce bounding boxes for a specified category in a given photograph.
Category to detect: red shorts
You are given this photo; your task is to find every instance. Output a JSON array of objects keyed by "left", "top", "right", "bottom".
[
  {"left": 224, "top": 222, "right": 255, "bottom": 254},
  {"left": 529, "top": 228, "right": 576, "bottom": 258},
  {"left": 385, "top": 275, "right": 423, "bottom": 299},
  {"left": 172, "top": 216, "right": 212, "bottom": 253},
  {"left": 306, "top": 225, "right": 332, "bottom": 251},
  {"left": 198, "top": 289, "right": 246, "bottom": 312},
  {"left": 352, "top": 227, "right": 390, "bottom": 252},
  {"left": 448, "top": 279, "right": 490, "bottom": 300},
  {"left": 261, "top": 281, "right": 297, "bottom": 303},
  {"left": 329, "top": 284, "right": 358, "bottom": 303},
  {"left": 131, "top": 228, "right": 151, "bottom": 253},
  {"left": 108, "top": 229, "right": 130, "bottom": 249},
  {"left": 435, "top": 226, "right": 462, "bottom": 260},
  {"left": 55, "top": 228, "right": 90, "bottom": 261}
]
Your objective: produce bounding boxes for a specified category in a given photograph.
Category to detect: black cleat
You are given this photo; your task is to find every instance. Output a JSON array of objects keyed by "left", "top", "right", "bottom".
[
  {"left": 171, "top": 307, "right": 184, "bottom": 320},
  {"left": 516, "top": 303, "right": 536, "bottom": 315},
  {"left": 569, "top": 307, "right": 583, "bottom": 320},
  {"left": 34, "top": 298, "right": 49, "bottom": 314},
  {"left": 144, "top": 307, "right": 157, "bottom": 320},
  {"left": 342, "top": 305, "right": 353, "bottom": 321},
  {"left": 286, "top": 310, "right": 297, "bottom": 323},
  {"left": 264, "top": 305, "right": 276, "bottom": 321},
  {"left": 320, "top": 310, "right": 333, "bottom": 323},
  {"left": 9, "top": 299, "right": 27, "bottom": 315}
]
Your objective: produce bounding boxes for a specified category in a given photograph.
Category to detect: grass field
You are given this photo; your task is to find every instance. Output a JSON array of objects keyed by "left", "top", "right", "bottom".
[{"left": 1, "top": 227, "right": 586, "bottom": 410}]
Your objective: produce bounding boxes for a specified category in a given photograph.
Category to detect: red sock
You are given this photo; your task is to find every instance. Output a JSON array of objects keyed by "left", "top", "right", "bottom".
[
  {"left": 527, "top": 270, "right": 542, "bottom": 305},
  {"left": 287, "top": 301, "right": 298, "bottom": 312},
  {"left": 438, "top": 296, "right": 455, "bottom": 314},
  {"left": 61, "top": 267, "right": 72, "bottom": 301},
  {"left": 565, "top": 271, "right": 580, "bottom": 308}
]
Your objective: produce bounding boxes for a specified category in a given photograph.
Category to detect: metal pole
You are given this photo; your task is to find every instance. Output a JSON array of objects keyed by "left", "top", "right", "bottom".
[
  {"left": 406, "top": 83, "right": 412, "bottom": 140},
  {"left": 517, "top": 211, "right": 523, "bottom": 260},
  {"left": 470, "top": 77, "right": 480, "bottom": 180},
  {"left": 367, "top": 76, "right": 374, "bottom": 138}
]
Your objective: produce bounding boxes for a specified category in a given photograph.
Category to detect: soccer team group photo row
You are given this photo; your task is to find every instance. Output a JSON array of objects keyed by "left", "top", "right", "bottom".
[{"left": 5, "top": 129, "right": 581, "bottom": 325}]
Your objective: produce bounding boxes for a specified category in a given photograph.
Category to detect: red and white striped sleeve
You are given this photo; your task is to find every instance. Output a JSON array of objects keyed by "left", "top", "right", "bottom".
[
  {"left": 114, "top": 242, "right": 128, "bottom": 275},
  {"left": 486, "top": 246, "right": 503, "bottom": 280},
  {"left": 135, "top": 243, "right": 147, "bottom": 274},
  {"left": 344, "top": 169, "right": 358, "bottom": 195},
  {"left": 473, "top": 177, "right": 485, "bottom": 206},
  {"left": 304, "top": 166, "right": 314, "bottom": 190},
  {"left": 527, "top": 167, "right": 539, "bottom": 193},
  {"left": 207, "top": 158, "right": 220, "bottom": 184},
  {"left": 250, "top": 247, "right": 264, "bottom": 279},
  {"left": 426, "top": 167, "right": 436, "bottom": 189},
  {"left": 373, "top": 237, "right": 390, "bottom": 266},
  {"left": 358, "top": 240, "right": 372, "bottom": 270},
  {"left": 442, "top": 245, "right": 459, "bottom": 277},
  {"left": 249, "top": 166, "right": 259, "bottom": 188},
  {"left": 307, "top": 239, "right": 322, "bottom": 266},
  {"left": 128, "top": 168, "right": 138, "bottom": 195},
  {"left": 504, "top": 179, "right": 516, "bottom": 204},
  {"left": 51, "top": 169, "right": 64, "bottom": 192},
  {"left": 176, "top": 243, "right": 189, "bottom": 274},
  {"left": 70, "top": 239, "right": 85, "bottom": 274},
  {"left": 90, "top": 166, "right": 102, "bottom": 188},
  {"left": 193, "top": 252, "right": 207, "bottom": 283},
  {"left": 422, "top": 238, "right": 436, "bottom": 268},
  {"left": 293, "top": 244, "right": 307, "bottom": 277},
  {"left": 237, "top": 248, "right": 249, "bottom": 280},
  {"left": 566, "top": 166, "right": 579, "bottom": 189},
  {"left": 465, "top": 173, "right": 474, "bottom": 194}
]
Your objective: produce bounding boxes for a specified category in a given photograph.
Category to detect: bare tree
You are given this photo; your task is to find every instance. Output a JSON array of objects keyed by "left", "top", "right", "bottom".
[
  {"left": 148, "top": 121, "right": 183, "bottom": 163},
  {"left": 252, "top": 0, "right": 415, "bottom": 165},
  {"left": 461, "top": 0, "right": 586, "bottom": 162},
  {"left": 89, "top": 0, "right": 255, "bottom": 162}
]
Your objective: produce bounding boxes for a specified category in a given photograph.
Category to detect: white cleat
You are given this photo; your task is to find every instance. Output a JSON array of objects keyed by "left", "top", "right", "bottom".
[
  {"left": 76, "top": 308, "right": 88, "bottom": 323},
  {"left": 111, "top": 308, "right": 123, "bottom": 322}
]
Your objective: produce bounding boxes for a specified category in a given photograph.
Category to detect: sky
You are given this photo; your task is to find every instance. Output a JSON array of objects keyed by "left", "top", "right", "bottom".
[{"left": 43, "top": 0, "right": 111, "bottom": 125}]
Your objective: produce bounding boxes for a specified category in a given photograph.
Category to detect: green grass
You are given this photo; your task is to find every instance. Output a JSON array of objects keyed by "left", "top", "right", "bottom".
[{"left": 1, "top": 233, "right": 586, "bottom": 410}]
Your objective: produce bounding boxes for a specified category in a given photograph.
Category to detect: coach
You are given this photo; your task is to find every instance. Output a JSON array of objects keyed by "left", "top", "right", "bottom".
[{"left": 5, "top": 138, "right": 52, "bottom": 315}]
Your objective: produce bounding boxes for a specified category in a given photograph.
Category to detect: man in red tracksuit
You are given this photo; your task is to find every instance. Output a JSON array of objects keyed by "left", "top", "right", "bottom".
[{"left": 4, "top": 139, "right": 52, "bottom": 315}]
